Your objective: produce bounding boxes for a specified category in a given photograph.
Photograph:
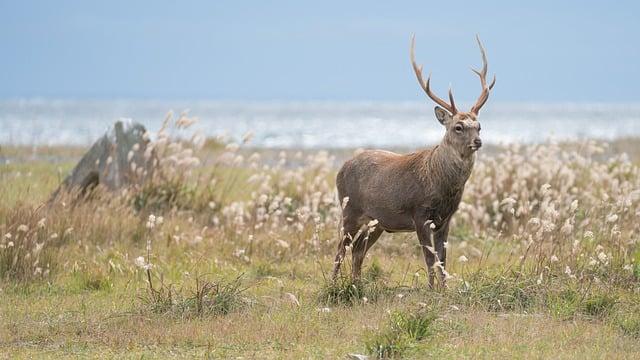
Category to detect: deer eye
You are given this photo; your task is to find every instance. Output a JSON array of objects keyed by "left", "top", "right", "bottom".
[{"left": 454, "top": 124, "right": 464, "bottom": 133}]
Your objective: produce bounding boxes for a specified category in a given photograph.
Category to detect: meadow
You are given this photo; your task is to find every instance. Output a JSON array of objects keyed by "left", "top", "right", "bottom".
[{"left": 1, "top": 115, "right": 640, "bottom": 359}]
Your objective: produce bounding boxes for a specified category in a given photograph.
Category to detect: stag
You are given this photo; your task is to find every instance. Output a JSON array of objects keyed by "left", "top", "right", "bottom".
[{"left": 333, "top": 35, "right": 495, "bottom": 287}]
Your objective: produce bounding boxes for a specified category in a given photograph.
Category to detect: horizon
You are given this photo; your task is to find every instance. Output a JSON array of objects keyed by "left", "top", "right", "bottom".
[{"left": 2, "top": 1, "right": 640, "bottom": 102}]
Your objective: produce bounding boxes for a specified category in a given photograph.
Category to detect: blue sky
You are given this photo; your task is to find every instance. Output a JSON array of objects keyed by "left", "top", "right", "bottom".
[{"left": 1, "top": 1, "right": 639, "bottom": 102}]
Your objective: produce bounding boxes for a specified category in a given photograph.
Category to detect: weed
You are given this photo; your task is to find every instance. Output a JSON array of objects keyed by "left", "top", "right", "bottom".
[
  {"left": 456, "top": 272, "right": 538, "bottom": 312},
  {"left": 364, "top": 308, "right": 437, "bottom": 359},
  {"left": 140, "top": 273, "right": 249, "bottom": 318},
  {"left": 318, "top": 276, "right": 387, "bottom": 306},
  {"left": 582, "top": 293, "right": 616, "bottom": 317},
  {"left": 617, "top": 314, "right": 640, "bottom": 338}
]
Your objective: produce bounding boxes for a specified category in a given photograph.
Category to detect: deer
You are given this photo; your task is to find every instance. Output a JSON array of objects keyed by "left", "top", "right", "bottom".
[{"left": 332, "top": 35, "right": 495, "bottom": 288}]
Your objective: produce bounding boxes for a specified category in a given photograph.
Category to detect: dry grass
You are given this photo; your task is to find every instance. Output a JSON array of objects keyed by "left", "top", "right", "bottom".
[{"left": 1, "top": 118, "right": 640, "bottom": 358}]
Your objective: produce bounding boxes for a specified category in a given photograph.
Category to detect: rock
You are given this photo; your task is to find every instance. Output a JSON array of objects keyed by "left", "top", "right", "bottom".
[{"left": 53, "top": 120, "right": 155, "bottom": 197}]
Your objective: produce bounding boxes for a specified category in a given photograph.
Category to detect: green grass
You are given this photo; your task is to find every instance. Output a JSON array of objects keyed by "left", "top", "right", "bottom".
[{"left": 2, "top": 142, "right": 640, "bottom": 358}]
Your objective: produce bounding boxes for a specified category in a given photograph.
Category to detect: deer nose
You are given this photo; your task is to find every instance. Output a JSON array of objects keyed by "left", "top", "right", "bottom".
[{"left": 473, "top": 138, "right": 482, "bottom": 147}]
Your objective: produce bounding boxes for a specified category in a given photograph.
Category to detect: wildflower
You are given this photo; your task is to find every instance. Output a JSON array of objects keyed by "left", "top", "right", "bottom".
[
  {"left": 7, "top": 241, "right": 14, "bottom": 247},
  {"left": 458, "top": 255, "right": 469, "bottom": 263},
  {"left": 135, "top": 256, "right": 152, "bottom": 270},
  {"left": 583, "top": 231, "right": 594, "bottom": 240},
  {"left": 564, "top": 266, "right": 572, "bottom": 276},
  {"left": 284, "top": 292, "right": 300, "bottom": 306},
  {"left": 17, "top": 224, "right": 29, "bottom": 232},
  {"left": 560, "top": 219, "right": 573, "bottom": 235},
  {"left": 605, "top": 213, "right": 618, "bottom": 223},
  {"left": 570, "top": 200, "right": 579, "bottom": 212},
  {"left": 37, "top": 218, "right": 46, "bottom": 228},
  {"left": 597, "top": 252, "right": 607, "bottom": 262},
  {"left": 146, "top": 214, "right": 156, "bottom": 229},
  {"left": 276, "top": 239, "right": 290, "bottom": 249},
  {"left": 550, "top": 255, "right": 559, "bottom": 263},
  {"left": 623, "top": 264, "right": 633, "bottom": 271},
  {"left": 367, "top": 219, "right": 379, "bottom": 228}
]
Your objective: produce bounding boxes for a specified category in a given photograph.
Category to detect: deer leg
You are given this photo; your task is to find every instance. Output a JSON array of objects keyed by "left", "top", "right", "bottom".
[
  {"left": 415, "top": 218, "right": 435, "bottom": 288},
  {"left": 434, "top": 221, "right": 450, "bottom": 287},
  {"left": 351, "top": 226, "right": 383, "bottom": 280},
  {"left": 332, "top": 217, "right": 359, "bottom": 280}
]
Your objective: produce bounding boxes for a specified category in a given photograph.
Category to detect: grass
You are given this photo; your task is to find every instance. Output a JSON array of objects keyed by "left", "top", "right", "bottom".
[{"left": 1, "top": 134, "right": 640, "bottom": 358}]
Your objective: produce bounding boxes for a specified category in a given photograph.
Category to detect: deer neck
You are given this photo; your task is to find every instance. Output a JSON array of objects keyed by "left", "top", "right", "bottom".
[{"left": 424, "top": 141, "right": 475, "bottom": 192}]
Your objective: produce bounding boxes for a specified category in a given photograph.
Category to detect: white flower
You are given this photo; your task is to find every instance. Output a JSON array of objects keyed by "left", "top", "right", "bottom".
[
  {"left": 134, "top": 256, "right": 152, "bottom": 270},
  {"left": 550, "top": 255, "right": 559, "bottom": 263},
  {"left": 623, "top": 264, "right": 633, "bottom": 271},
  {"left": 605, "top": 214, "right": 618, "bottom": 223},
  {"left": 458, "top": 255, "right": 469, "bottom": 263},
  {"left": 564, "top": 266, "right": 572, "bottom": 276},
  {"left": 17, "top": 224, "right": 29, "bottom": 232},
  {"left": 541, "top": 183, "right": 552, "bottom": 194},
  {"left": 570, "top": 200, "right": 579, "bottom": 212},
  {"left": 146, "top": 214, "right": 156, "bottom": 229},
  {"left": 597, "top": 252, "right": 607, "bottom": 262}
]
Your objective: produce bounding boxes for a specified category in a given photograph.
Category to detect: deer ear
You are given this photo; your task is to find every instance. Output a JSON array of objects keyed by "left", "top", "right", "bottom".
[{"left": 434, "top": 106, "right": 452, "bottom": 125}]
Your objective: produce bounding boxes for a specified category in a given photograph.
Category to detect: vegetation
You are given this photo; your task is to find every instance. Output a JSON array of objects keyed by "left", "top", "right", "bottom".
[{"left": 1, "top": 118, "right": 639, "bottom": 358}]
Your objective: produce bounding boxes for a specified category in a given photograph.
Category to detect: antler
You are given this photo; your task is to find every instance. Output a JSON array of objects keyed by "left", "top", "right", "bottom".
[
  {"left": 410, "top": 35, "right": 457, "bottom": 115},
  {"left": 470, "top": 35, "right": 496, "bottom": 115}
]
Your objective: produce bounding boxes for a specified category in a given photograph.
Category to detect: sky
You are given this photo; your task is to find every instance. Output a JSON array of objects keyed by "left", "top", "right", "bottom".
[{"left": 1, "top": 1, "right": 639, "bottom": 102}]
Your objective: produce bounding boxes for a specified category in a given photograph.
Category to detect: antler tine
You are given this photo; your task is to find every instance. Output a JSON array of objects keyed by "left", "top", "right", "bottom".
[
  {"left": 410, "top": 35, "right": 457, "bottom": 114},
  {"left": 448, "top": 86, "right": 456, "bottom": 114},
  {"left": 470, "top": 35, "right": 495, "bottom": 115}
]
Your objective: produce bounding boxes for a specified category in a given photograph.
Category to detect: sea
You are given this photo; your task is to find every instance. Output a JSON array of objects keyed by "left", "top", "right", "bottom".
[{"left": 1, "top": 99, "right": 639, "bottom": 148}]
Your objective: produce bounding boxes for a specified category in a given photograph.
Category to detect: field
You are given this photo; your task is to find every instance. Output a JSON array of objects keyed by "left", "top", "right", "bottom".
[{"left": 1, "top": 120, "right": 640, "bottom": 359}]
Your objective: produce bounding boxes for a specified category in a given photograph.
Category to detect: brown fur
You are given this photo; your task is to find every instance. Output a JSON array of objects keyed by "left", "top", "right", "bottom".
[{"left": 332, "top": 108, "right": 482, "bottom": 287}]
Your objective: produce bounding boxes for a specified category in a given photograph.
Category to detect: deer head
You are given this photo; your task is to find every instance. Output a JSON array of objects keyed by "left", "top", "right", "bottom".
[{"left": 410, "top": 35, "right": 496, "bottom": 158}]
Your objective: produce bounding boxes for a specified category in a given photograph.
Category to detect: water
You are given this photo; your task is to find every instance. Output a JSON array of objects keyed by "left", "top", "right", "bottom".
[{"left": 2, "top": 99, "right": 640, "bottom": 148}]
